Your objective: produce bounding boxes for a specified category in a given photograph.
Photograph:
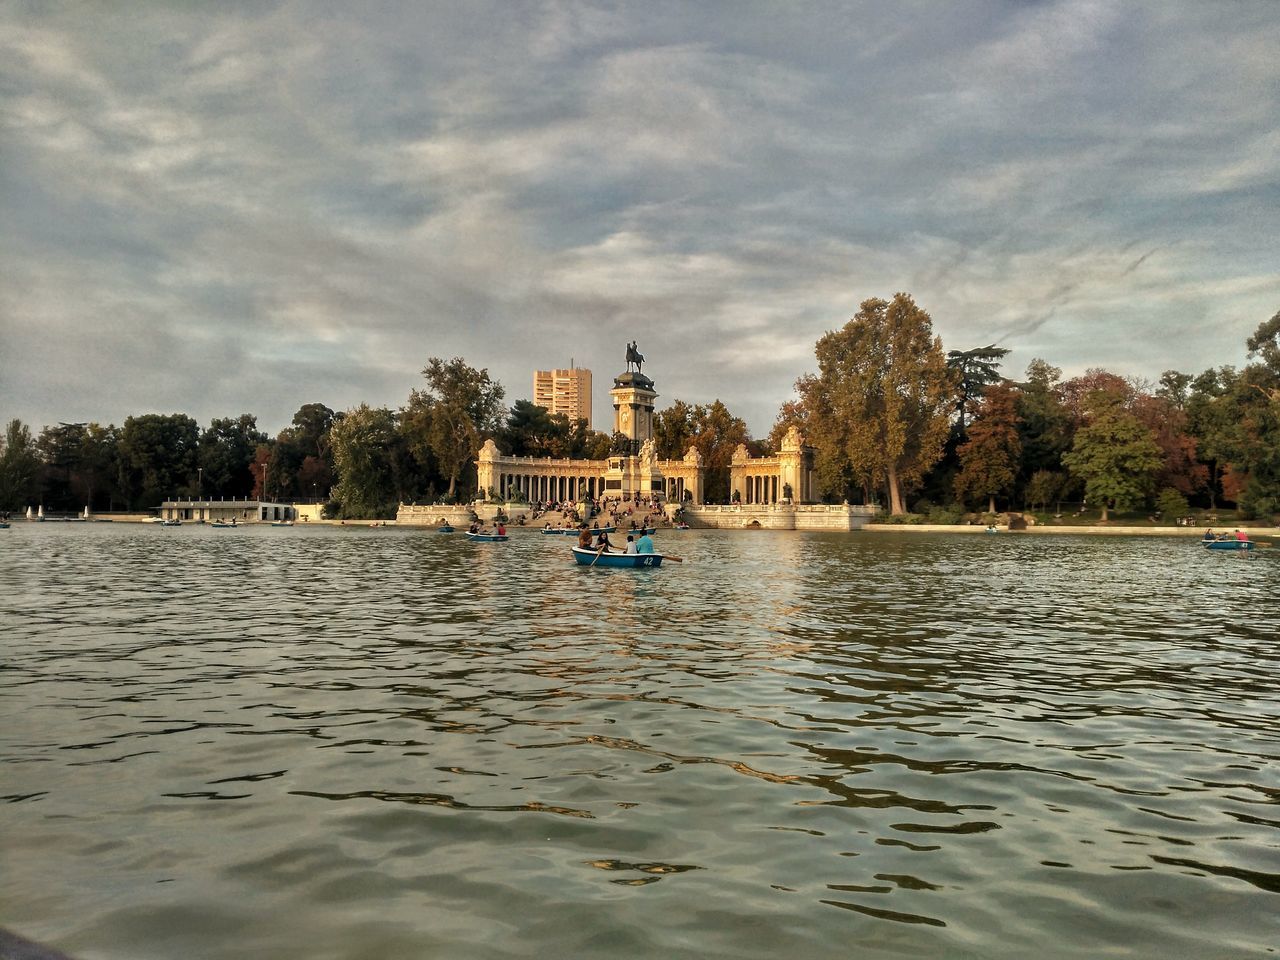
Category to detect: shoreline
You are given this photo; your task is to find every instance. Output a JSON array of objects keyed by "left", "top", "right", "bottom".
[{"left": 860, "top": 523, "right": 1274, "bottom": 537}]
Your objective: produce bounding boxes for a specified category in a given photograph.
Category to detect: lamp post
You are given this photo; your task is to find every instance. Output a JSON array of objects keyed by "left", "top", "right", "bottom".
[
  {"left": 197, "top": 467, "right": 203, "bottom": 500},
  {"left": 312, "top": 483, "right": 317, "bottom": 504}
]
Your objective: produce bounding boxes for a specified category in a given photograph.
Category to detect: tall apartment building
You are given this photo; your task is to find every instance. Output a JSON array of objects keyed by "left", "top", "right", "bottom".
[{"left": 533, "top": 362, "right": 592, "bottom": 429}]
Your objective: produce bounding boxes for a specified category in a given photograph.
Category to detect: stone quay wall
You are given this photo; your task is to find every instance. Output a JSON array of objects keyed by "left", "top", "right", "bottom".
[
  {"left": 395, "top": 504, "right": 477, "bottom": 527},
  {"left": 684, "top": 503, "right": 879, "bottom": 531}
]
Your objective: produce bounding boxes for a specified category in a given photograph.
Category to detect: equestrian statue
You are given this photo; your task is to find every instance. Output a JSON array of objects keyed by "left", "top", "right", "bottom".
[{"left": 625, "top": 341, "right": 645, "bottom": 373}]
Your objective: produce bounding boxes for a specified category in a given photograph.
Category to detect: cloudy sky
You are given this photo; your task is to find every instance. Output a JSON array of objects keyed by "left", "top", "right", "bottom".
[{"left": 2, "top": 1, "right": 1278, "bottom": 437}]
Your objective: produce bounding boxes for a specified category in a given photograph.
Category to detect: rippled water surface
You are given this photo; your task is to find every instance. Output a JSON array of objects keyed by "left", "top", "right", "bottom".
[{"left": 2, "top": 523, "right": 1278, "bottom": 959}]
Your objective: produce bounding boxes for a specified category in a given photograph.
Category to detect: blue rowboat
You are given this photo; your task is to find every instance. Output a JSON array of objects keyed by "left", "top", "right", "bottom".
[
  {"left": 540, "top": 528, "right": 576, "bottom": 535},
  {"left": 1204, "top": 539, "right": 1253, "bottom": 551},
  {"left": 588, "top": 525, "right": 616, "bottom": 534},
  {"left": 571, "top": 546, "right": 664, "bottom": 568},
  {"left": 465, "top": 532, "right": 509, "bottom": 542},
  {"left": 436, "top": 525, "right": 454, "bottom": 533},
  {"left": 623, "top": 527, "right": 656, "bottom": 536}
]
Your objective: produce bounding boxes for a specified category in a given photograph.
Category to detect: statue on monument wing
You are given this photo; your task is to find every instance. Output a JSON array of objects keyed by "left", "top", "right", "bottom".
[{"left": 625, "top": 340, "right": 645, "bottom": 373}]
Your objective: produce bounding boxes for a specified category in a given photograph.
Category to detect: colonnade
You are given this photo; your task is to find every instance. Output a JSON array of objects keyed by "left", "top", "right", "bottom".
[
  {"left": 498, "top": 472, "right": 607, "bottom": 503},
  {"left": 740, "top": 474, "right": 781, "bottom": 505}
]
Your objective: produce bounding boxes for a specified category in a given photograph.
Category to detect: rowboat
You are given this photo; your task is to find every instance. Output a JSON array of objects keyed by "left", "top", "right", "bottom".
[
  {"left": 623, "top": 526, "right": 657, "bottom": 536},
  {"left": 161, "top": 519, "right": 181, "bottom": 527},
  {"left": 465, "top": 532, "right": 509, "bottom": 542},
  {"left": 271, "top": 521, "right": 294, "bottom": 527},
  {"left": 673, "top": 523, "right": 690, "bottom": 530},
  {"left": 436, "top": 525, "right": 454, "bottom": 533},
  {"left": 571, "top": 546, "right": 664, "bottom": 568},
  {"left": 210, "top": 521, "right": 237, "bottom": 528},
  {"left": 588, "top": 525, "right": 616, "bottom": 534},
  {"left": 0, "top": 522, "right": 9, "bottom": 529},
  {"left": 1204, "top": 539, "right": 1253, "bottom": 551},
  {"left": 540, "top": 528, "right": 577, "bottom": 535}
]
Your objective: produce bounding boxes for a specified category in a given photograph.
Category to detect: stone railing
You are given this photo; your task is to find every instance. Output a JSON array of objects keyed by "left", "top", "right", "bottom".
[
  {"left": 683, "top": 503, "right": 879, "bottom": 531},
  {"left": 395, "top": 504, "right": 477, "bottom": 527}
]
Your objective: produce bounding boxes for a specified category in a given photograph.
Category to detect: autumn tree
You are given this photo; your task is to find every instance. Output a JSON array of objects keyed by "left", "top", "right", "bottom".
[
  {"left": 799, "top": 293, "right": 953, "bottom": 513},
  {"left": 687, "top": 400, "right": 750, "bottom": 503},
  {"left": 653, "top": 400, "right": 696, "bottom": 460},
  {"left": 1061, "top": 391, "right": 1162, "bottom": 521},
  {"left": 417, "top": 357, "right": 506, "bottom": 500},
  {"left": 954, "top": 383, "right": 1022, "bottom": 513}
]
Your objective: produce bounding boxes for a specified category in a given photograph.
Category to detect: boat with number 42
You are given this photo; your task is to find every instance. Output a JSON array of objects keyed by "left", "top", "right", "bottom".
[
  {"left": 1204, "top": 539, "right": 1254, "bottom": 551},
  {"left": 571, "top": 546, "right": 664, "bottom": 568}
]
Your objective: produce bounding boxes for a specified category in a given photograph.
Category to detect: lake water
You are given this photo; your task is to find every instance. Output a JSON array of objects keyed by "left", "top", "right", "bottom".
[{"left": 2, "top": 522, "right": 1277, "bottom": 959}]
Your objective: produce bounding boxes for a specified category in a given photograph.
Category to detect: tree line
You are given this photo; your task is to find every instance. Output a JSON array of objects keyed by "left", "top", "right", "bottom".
[{"left": 3, "top": 298, "right": 1278, "bottom": 520}]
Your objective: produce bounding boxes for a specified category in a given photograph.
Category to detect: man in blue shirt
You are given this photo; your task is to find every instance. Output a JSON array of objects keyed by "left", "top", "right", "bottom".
[{"left": 636, "top": 531, "right": 655, "bottom": 554}]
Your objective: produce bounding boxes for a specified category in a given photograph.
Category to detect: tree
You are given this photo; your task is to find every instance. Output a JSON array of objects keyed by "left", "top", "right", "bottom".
[
  {"left": 0, "top": 419, "right": 41, "bottom": 511},
  {"left": 800, "top": 293, "right": 954, "bottom": 513},
  {"left": 199, "top": 415, "right": 266, "bottom": 499},
  {"left": 653, "top": 400, "right": 696, "bottom": 460},
  {"left": 37, "top": 422, "right": 89, "bottom": 512},
  {"left": 1025, "top": 469, "right": 1067, "bottom": 514},
  {"left": 1015, "top": 359, "right": 1074, "bottom": 502},
  {"left": 1061, "top": 391, "right": 1162, "bottom": 521},
  {"left": 330, "top": 404, "right": 400, "bottom": 518},
  {"left": 117, "top": 414, "right": 200, "bottom": 509},
  {"left": 687, "top": 400, "right": 750, "bottom": 503},
  {"left": 954, "top": 383, "right": 1022, "bottom": 513},
  {"left": 419, "top": 357, "right": 506, "bottom": 500},
  {"left": 947, "top": 344, "right": 1010, "bottom": 436}
]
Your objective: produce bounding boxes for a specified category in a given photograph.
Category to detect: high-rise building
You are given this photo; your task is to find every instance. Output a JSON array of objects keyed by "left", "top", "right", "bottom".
[{"left": 533, "top": 362, "right": 592, "bottom": 429}]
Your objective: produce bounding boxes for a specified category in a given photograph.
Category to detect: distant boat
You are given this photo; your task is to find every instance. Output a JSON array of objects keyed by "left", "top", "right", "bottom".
[
  {"left": 211, "top": 520, "right": 237, "bottom": 528},
  {"left": 624, "top": 527, "right": 657, "bottom": 536},
  {"left": 464, "top": 531, "right": 509, "bottom": 542},
  {"left": 161, "top": 518, "right": 181, "bottom": 527},
  {"left": 1204, "top": 538, "right": 1253, "bottom": 551},
  {"left": 0, "top": 521, "right": 9, "bottom": 529},
  {"left": 271, "top": 520, "right": 294, "bottom": 527},
  {"left": 571, "top": 546, "right": 664, "bottom": 568},
  {"left": 540, "top": 527, "right": 577, "bottom": 535},
  {"left": 436, "top": 525, "right": 455, "bottom": 533},
  {"left": 673, "top": 523, "right": 691, "bottom": 530}
]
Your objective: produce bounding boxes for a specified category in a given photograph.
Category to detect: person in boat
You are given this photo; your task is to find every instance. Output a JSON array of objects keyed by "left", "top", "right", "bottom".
[
  {"left": 1203, "top": 528, "right": 1215, "bottom": 540},
  {"left": 636, "top": 531, "right": 655, "bottom": 554},
  {"left": 496, "top": 521, "right": 506, "bottom": 537},
  {"left": 592, "top": 521, "right": 600, "bottom": 530},
  {"left": 1236, "top": 529, "right": 1249, "bottom": 541},
  {"left": 544, "top": 521, "right": 552, "bottom": 530},
  {"left": 624, "top": 534, "right": 638, "bottom": 554},
  {"left": 595, "top": 530, "right": 615, "bottom": 552},
  {"left": 468, "top": 522, "right": 479, "bottom": 534},
  {"left": 577, "top": 526, "right": 594, "bottom": 549}
]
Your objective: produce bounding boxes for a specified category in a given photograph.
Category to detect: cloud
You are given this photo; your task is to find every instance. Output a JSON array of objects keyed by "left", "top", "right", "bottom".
[{"left": 1, "top": 2, "right": 1277, "bottom": 439}]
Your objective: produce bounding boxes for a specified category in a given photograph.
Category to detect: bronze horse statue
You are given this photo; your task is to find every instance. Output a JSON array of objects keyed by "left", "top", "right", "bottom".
[{"left": 626, "top": 341, "right": 645, "bottom": 373}]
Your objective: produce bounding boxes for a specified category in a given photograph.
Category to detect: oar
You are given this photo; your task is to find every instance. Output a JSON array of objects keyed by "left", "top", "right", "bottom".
[
  {"left": 661, "top": 554, "right": 684, "bottom": 564},
  {"left": 590, "top": 545, "right": 606, "bottom": 567}
]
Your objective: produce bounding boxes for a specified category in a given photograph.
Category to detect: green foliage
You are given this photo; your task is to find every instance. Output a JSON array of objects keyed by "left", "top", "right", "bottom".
[
  {"left": 0, "top": 419, "right": 41, "bottom": 510},
  {"left": 946, "top": 343, "right": 1010, "bottom": 435},
  {"left": 1156, "top": 487, "right": 1190, "bottom": 519},
  {"left": 330, "top": 404, "right": 401, "bottom": 518},
  {"left": 419, "top": 357, "right": 506, "bottom": 499},
  {"left": 800, "top": 293, "right": 954, "bottom": 513},
  {"left": 1061, "top": 392, "right": 1162, "bottom": 520},
  {"left": 117, "top": 413, "right": 200, "bottom": 509},
  {"left": 199, "top": 414, "right": 266, "bottom": 499},
  {"left": 1025, "top": 469, "right": 1067, "bottom": 512}
]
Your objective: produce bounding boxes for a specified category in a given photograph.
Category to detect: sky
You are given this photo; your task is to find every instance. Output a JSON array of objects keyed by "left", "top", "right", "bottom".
[{"left": 2, "top": 1, "right": 1278, "bottom": 439}]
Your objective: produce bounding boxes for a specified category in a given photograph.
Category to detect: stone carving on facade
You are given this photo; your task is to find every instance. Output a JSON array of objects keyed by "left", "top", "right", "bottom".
[
  {"left": 684, "top": 445, "right": 703, "bottom": 466},
  {"left": 732, "top": 442, "right": 750, "bottom": 463},
  {"left": 639, "top": 437, "right": 657, "bottom": 472},
  {"left": 782, "top": 425, "right": 803, "bottom": 451},
  {"left": 479, "top": 438, "right": 500, "bottom": 459}
]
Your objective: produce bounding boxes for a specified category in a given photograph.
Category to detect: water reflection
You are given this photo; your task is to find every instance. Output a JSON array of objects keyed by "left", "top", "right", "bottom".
[{"left": 1, "top": 524, "right": 1277, "bottom": 960}]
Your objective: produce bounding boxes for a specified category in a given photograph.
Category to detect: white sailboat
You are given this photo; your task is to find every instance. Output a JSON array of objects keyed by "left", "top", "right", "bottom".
[
  {"left": 36, "top": 505, "right": 44, "bottom": 520},
  {"left": 26, "top": 506, "right": 33, "bottom": 521}
]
